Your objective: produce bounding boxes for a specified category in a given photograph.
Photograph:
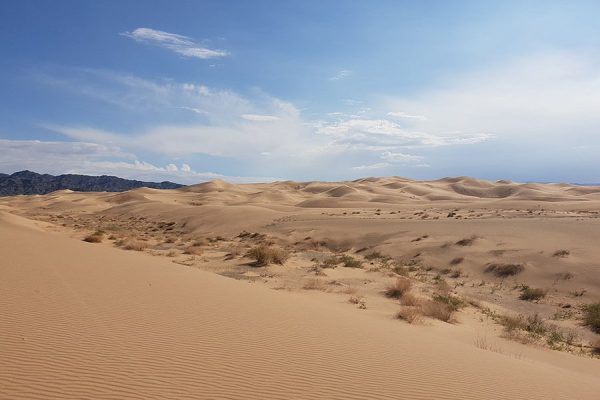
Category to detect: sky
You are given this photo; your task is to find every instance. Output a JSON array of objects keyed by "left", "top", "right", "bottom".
[{"left": 1, "top": 0, "right": 600, "bottom": 184}]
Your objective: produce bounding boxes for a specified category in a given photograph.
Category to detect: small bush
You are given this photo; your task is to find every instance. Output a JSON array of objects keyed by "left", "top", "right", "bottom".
[
  {"left": 392, "top": 265, "right": 409, "bottom": 276},
  {"left": 245, "top": 245, "right": 289, "bottom": 266},
  {"left": 183, "top": 246, "right": 203, "bottom": 256},
  {"left": 449, "top": 256, "right": 464, "bottom": 266},
  {"left": 364, "top": 251, "right": 388, "bottom": 261},
  {"left": 455, "top": 235, "right": 477, "bottom": 246},
  {"left": 553, "top": 249, "right": 570, "bottom": 258},
  {"left": 422, "top": 301, "right": 454, "bottom": 322},
  {"left": 498, "top": 314, "right": 527, "bottom": 334},
  {"left": 591, "top": 338, "right": 600, "bottom": 355},
  {"left": 339, "top": 255, "right": 362, "bottom": 268},
  {"left": 484, "top": 262, "right": 524, "bottom": 277},
  {"left": 396, "top": 308, "right": 421, "bottom": 324},
  {"left": 519, "top": 287, "right": 547, "bottom": 301},
  {"left": 432, "top": 294, "right": 465, "bottom": 312},
  {"left": 582, "top": 303, "right": 600, "bottom": 334},
  {"left": 122, "top": 240, "right": 147, "bottom": 251},
  {"left": 525, "top": 314, "right": 548, "bottom": 336},
  {"left": 400, "top": 293, "right": 421, "bottom": 307},
  {"left": 83, "top": 230, "right": 104, "bottom": 243},
  {"left": 384, "top": 278, "right": 412, "bottom": 299}
]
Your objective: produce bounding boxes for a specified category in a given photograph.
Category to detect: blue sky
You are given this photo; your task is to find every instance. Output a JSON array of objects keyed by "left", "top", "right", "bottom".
[{"left": 1, "top": 1, "right": 600, "bottom": 183}]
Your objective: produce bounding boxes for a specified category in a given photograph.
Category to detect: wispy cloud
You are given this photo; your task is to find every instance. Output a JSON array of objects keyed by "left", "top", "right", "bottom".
[
  {"left": 121, "top": 27, "right": 228, "bottom": 59},
  {"left": 240, "top": 114, "right": 280, "bottom": 121},
  {"left": 329, "top": 69, "right": 352, "bottom": 81},
  {"left": 352, "top": 163, "right": 391, "bottom": 170},
  {"left": 387, "top": 111, "right": 426, "bottom": 121}
]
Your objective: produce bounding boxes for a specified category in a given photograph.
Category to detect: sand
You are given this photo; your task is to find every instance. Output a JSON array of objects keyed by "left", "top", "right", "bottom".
[{"left": 1, "top": 176, "right": 600, "bottom": 399}]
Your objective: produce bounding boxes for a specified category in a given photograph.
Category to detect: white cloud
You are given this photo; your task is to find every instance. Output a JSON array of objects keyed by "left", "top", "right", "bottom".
[
  {"left": 387, "top": 111, "right": 426, "bottom": 121},
  {"left": 0, "top": 139, "right": 275, "bottom": 184},
  {"left": 329, "top": 69, "right": 352, "bottom": 81},
  {"left": 352, "top": 163, "right": 391, "bottom": 171},
  {"left": 121, "top": 27, "right": 228, "bottom": 59},
  {"left": 240, "top": 114, "right": 280, "bottom": 121},
  {"left": 384, "top": 51, "right": 600, "bottom": 144},
  {"left": 380, "top": 151, "right": 425, "bottom": 164}
]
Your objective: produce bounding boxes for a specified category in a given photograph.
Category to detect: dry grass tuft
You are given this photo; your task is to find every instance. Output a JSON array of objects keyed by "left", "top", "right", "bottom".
[
  {"left": 396, "top": 308, "right": 422, "bottom": 324},
  {"left": 455, "top": 235, "right": 477, "bottom": 246},
  {"left": 384, "top": 277, "right": 412, "bottom": 299},
  {"left": 121, "top": 239, "right": 147, "bottom": 251},
  {"left": 553, "top": 249, "right": 570, "bottom": 258},
  {"left": 582, "top": 303, "right": 600, "bottom": 334},
  {"left": 519, "top": 286, "right": 547, "bottom": 301},
  {"left": 245, "top": 244, "right": 289, "bottom": 266},
  {"left": 484, "top": 262, "right": 524, "bottom": 277},
  {"left": 399, "top": 292, "right": 421, "bottom": 307},
  {"left": 421, "top": 300, "right": 454, "bottom": 322},
  {"left": 83, "top": 230, "right": 105, "bottom": 243},
  {"left": 449, "top": 256, "right": 464, "bottom": 265}
]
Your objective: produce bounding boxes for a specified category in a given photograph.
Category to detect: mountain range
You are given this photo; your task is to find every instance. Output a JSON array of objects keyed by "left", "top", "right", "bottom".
[{"left": 0, "top": 170, "right": 184, "bottom": 196}]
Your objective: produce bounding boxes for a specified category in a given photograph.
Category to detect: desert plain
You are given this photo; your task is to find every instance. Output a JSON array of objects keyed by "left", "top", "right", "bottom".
[{"left": 1, "top": 176, "right": 600, "bottom": 399}]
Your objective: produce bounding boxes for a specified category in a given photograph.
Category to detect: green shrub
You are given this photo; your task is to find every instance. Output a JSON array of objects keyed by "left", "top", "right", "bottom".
[{"left": 582, "top": 303, "right": 600, "bottom": 334}]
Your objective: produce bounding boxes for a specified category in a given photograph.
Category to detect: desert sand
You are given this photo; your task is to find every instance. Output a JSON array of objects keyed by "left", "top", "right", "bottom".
[{"left": 1, "top": 176, "right": 600, "bottom": 399}]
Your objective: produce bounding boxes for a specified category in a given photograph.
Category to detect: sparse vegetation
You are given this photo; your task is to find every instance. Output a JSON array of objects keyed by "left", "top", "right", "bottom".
[
  {"left": 455, "top": 235, "right": 477, "bottom": 246},
  {"left": 421, "top": 300, "right": 454, "bottom": 322},
  {"left": 83, "top": 230, "right": 104, "bottom": 243},
  {"left": 553, "top": 249, "right": 570, "bottom": 258},
  {"left": 384, "top": 277, "right": 412, "bottom": 299},
  {"left": 432, "top": 294, "right": 465, "bottom": 312},
  {"left": 519, "top": 286, "right": 547, "bottom": 301},
  {"left": 339, "top": 254, "right": 362, "bottom": 268},
  {"left": 484, "top": 262, "right": 524, "bottom": 277},
  {"left": 245, "top": 244, "right": 289, "bottom": 266},
  {"left": 449, "top": 256, "right": 464, "bottom": 265},
  {"left": 582, "top": 303, "right": 600, "bottom": 333},
  {"left": 396, "top": 308, "right": 421, "bottom": 323},
  {"left": 119, "top": 239, "right": 147, "bottom": 251}
]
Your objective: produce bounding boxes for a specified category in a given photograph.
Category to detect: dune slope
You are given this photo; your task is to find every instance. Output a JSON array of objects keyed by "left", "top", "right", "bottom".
[{"left": 1, "top": 211, "right": 599, "bottom": 399}]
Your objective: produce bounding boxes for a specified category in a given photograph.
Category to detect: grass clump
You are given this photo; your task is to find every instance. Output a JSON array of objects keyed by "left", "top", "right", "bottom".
[
  {"left": 449, "top": 256, "right": 464, "bottom": 266},
  {"left": 484, "top": 262, "right": 524, "bottom": 277},
  {"left": 384, "top": 277, "right": 412, "bottom": 299},
  {"left": 364, "top": 251, "right": 389, "bottom": 261},
  {"left": 421, "top": 301, "right": 454, "bottom": 322},
  {"left": 432, "top": 294, "right": 465, "bottom": 312},
  {"left": 455, "top": 235, "right": 477, "bottom": 246},
  {"left": 245, "top": 244, "right": 289, "bottom": 266},
  {"left": 83, "top": 230, "right": 105, "bottom": 243},
  {"left": 553, "top": 249, "right": 570, "bottom": 258},
  {"left": 339, "top": 254, "right": 363, "bottom": 268},
  {"left": 582, "top": 303, "right": 600, "bottom": 334},
  {"left": 519, "top": 286, "right": 547, "bottom": 302},
  {"left": 396, "top": 308, "right": 421, "bottom": 324}
]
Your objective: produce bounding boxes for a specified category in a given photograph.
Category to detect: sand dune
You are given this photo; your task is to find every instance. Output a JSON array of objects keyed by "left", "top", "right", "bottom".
[
  {"left": 2, "top": 176, "right": 600, "bottom": 399},
  {"left": 1, "top": 211, "right": 599, "bottom": 399}
]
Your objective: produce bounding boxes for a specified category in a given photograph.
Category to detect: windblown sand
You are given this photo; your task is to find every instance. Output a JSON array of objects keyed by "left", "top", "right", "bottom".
[{"left": 1, "top": 176, "right": 599, "bottom": 399}]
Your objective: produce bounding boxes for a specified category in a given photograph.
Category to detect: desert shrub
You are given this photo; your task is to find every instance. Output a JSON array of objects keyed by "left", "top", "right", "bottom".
[
  {"left": 396, "top": 308, "right": 421, "bottom": 324},
  {"left": 484, "top": 262, "right": 524, "bottom": 277},
  {"left": 384, "top": 277, "right": 412, "bottom": 299},
  {"left": 582, "top": 303, "right": 600, "bottom": 334},
  {"left": 455, "top": 235, "right": 477, "bottom": 246},
  {"left": 449, "top": 256, "right": 464, "bottom": 265},
  {"left": 422, "top": 301, "right": 454, "bottom": 322},
  {"left": 83, "top": 230, "right": 104, "bottom": 243},
  {"left": 519, "top": 287, "right": 547, "bottom": 301},
  {"left": 525, "top": 314, "right": 548, "bottom": 336},
  {"left": 245, "top": 245, "right": 289, "bottom": 266},
  {"left": 122, "top": 240, "right": 147, "bottom": 251},
  {"left": 339, "top": 255, "right": 362, "bottom": 268},
  {"left": 400, "top": 293, "right": 421, "bottom": 307},
  {"left": 364, "top": 251, "right": 388, "bottom": 261},
  {"left": 498, "top": 314, "right": 527, "bottom": 334},
  {"left": 322, "top": 256, "right": 340, "bottom": 268},
  {"left": 553, "top": 249, "right": 570, "bottom": 258},
  {"left": 592, "top": 338, "right": 600, "bottom": 355},
  {"left": 432, "top": 294, "right": 465, "bottom": 312}
]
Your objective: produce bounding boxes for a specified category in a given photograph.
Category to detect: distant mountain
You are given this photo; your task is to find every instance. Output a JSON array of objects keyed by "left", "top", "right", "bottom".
[{"left": 0, "top": 170, "right": 184, "bottom": 196}]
